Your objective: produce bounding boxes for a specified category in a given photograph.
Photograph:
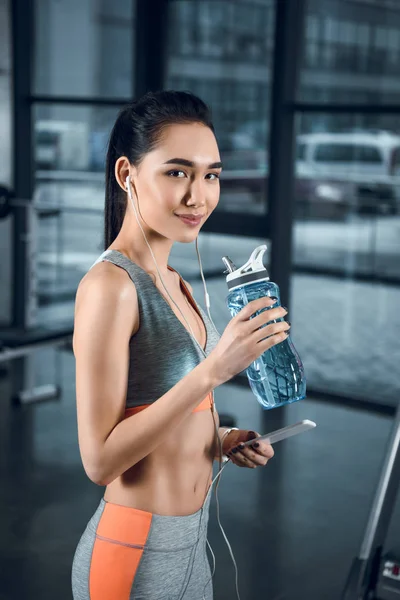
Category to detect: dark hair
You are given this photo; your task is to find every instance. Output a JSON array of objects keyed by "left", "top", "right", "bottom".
[{"left": 104, "top": 90, "right": 215, "bottom": 249}]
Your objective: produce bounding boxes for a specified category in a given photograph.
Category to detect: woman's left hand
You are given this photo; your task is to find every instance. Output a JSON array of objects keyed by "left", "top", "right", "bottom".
[{"left": 222, "top": 429, "right": 274, "bottom": 469}]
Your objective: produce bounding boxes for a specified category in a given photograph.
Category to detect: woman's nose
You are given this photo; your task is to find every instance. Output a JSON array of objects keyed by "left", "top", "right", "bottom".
[{"left": 186, "top": 180, "right": 206, "bottom": 207}]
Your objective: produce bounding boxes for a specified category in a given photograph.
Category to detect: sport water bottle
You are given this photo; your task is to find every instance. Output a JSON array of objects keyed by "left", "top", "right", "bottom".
[{"left": 222, "top": 245, "right": 306, "bottom": 410}]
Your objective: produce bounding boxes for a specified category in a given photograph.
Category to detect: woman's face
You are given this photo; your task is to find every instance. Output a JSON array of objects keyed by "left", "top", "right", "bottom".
[{"left": 131, "top": 122, "right": 221, "bottom": 243}]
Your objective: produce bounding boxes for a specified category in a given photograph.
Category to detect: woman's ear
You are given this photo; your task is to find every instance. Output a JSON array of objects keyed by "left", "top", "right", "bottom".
[{"left": 115, "top": 156, "right": 132, "bottom": 192}]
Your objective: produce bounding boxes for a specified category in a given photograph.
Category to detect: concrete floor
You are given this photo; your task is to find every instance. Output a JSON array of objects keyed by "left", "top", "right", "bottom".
[{"left": 0, "top": 349, "right": 399, "bottom": 600}]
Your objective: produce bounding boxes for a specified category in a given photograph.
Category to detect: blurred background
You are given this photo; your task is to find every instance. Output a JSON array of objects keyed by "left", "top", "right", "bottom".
[{"left": 1, "top": 0, "right": 400, "bottom": 599}]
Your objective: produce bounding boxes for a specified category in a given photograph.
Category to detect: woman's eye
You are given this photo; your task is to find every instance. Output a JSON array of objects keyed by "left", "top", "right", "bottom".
[
  {"left": 167, "top": 170, "right": 186, "bottom": 178},
  {"left": 166, "top": 170, "right": 220, "bottom": 180}
]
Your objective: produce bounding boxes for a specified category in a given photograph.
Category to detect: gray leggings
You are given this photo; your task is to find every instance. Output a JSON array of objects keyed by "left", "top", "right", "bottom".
[{"left": 71, "top": 492, "right": 213, "bottom": 600}]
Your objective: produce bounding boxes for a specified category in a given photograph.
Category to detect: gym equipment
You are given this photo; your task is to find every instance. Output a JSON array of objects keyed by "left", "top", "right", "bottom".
[
  {"left": 342, "top": 402, "right": 400, "bottom": 599},
  {"left": 0, "top": 325, "right": 73, "bottom": 404},
  {"left": 0, "top": 184, "right": 73, "bottom": 404}
]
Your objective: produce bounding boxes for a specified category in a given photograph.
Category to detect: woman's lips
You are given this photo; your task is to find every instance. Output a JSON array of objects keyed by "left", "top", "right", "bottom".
[{"left": 175, "top": 214, "right": 204, "bottom": 227}]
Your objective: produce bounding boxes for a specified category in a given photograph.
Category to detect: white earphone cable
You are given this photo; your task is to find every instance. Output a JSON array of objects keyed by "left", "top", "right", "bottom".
[
  {"left": 195, "top": 237, "right": 221, "bottom": 339},
  {"left": 125, "top": 176, "right": 241, "bottom": 600},
  {"left": 193, "top": 239, "right": 241, "bottom": 600},
  {"left": 126, "top": 176, "right": 206, "bottom": 357}
]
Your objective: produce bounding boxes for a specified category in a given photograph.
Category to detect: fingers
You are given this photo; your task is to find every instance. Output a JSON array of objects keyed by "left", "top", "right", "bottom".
[
  {"left": 227, "top": 441, "right": 274, "bottom": 468},
  {"left": 228, "top": 452, "right": 257, "bottom": 468},
  {"left": 253, "top": 318, "right": 290, "bottom": 343},
  {"left": 240, "top": 304, "right": 289, "bottom": 348},
  {"left": 226, "top": 446, "right": 257, "bottom": 468},
  {"left": 246, "top": 305, "right": 287, "bottom": 334},
  {"left": 236, "top": 297, "right": 277, "bottom": 322},
  {"left": 257, "top": 327, "right": 289, "bottom": 351},
  {"left": 245, "top": 430, "right": 260, "bottom": 442},
  {"left": 250, "top": 441, "right": 275, "bottom": 460}
]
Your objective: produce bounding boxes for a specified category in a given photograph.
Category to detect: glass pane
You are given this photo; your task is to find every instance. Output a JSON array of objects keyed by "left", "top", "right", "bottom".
[
  {"left": 166, "top": 0, "right": 275, "bottom": 215},
  {"left": 0, "top": 0, "right": 12, "bottom": 325},
  {"left": 293, "top": 113, "right": 400, "bottom": 406},
  {"left": 299, "top": 0, "right": 400, "bottom": 104},
  {"left": 33, "top": 104, "right": 121, "bottom": 317},
  {"left": 34, "top": 0, "right": 135, "bottom": 98}
]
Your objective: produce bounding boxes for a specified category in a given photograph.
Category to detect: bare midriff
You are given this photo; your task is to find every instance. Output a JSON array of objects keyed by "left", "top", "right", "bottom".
[{"left": 103, "top": 403, "right": 219, "bottom": 516}]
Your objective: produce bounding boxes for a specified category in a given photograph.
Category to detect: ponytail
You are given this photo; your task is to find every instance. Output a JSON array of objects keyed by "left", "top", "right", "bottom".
[{"left": 104, "top": 134, "right": 126, "bottom": 249}]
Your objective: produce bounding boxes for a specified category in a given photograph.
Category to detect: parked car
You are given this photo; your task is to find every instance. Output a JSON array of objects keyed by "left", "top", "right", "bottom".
[
  {"left": 220, "top": 145, "right": 354, "bottom": 220},
  {"left": 296, "top": 130, "right": 399, "bottom": 215},
  {"left": 222, "top": 125, "right": 399, "bottom": 218}
]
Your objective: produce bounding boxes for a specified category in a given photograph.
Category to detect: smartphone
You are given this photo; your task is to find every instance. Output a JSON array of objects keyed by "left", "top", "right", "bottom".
[{"left": 243, "top": 419, "right": 316, "bottom": 447}]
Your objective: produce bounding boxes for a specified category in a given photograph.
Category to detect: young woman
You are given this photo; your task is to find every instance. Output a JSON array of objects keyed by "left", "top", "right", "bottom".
[{"left": 71, "top": 90, "right": 290, "bottom": 600}]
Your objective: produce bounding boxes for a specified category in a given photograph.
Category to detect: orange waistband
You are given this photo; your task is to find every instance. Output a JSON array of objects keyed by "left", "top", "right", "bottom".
[{"left": 124, "top": 392, "right": 213, "bottom": 419}]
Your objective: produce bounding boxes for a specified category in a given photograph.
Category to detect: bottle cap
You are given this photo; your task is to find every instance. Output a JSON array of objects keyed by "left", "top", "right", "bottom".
[{"left": 222, "top": 245, "right": 270, "bottom": 291}]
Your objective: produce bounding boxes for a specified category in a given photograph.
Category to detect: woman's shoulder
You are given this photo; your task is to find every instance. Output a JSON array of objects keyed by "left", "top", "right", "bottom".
[
  {"left": 72, "top": 260, "right": 139, "bottom": 371},
  {"left": 75, "top": 258, "right": 138, "bottom": 325}
]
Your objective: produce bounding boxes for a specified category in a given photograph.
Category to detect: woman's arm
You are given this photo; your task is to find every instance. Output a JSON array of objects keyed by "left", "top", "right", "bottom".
[
  {"left": 74, "top": 264, "right": 287, "bottom": 486},
  {"left": 73, "top": 263, "right": 221, "bottom": 487}
]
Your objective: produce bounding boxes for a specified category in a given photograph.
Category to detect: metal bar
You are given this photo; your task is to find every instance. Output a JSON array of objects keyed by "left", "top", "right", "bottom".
[
  {"left": 284, "top": 266, "right": 400, "bottom": 289},
  {"left": 190, "top": 267, "right": 400, "bottom": 292},
  {"left": 11, "top": 0, "right": 35, "bottom": 328},
  {"left": 8, "top": 200, "right": 271, "bottom": 237},
  {"left": 36, "top": 170, "right": 104, "bottom": 183},
  {"left": 0, "top": 336, "right": 72, "bottom": 363},
  {"left": 34, "top": 168, "right": 268, "bottom": 183},
  {"left": 16, "top": 384, "right": 60, "bottom": 405},
  {"left": 26, "top": 202, "right": 271, "bottom": 237},
  {"left": 291, "top": 102, "right": 400, "bottom": 114},
  {"left": 267, "top": 0, "right": 306, "bottom": 309},
  {"left": 134, "top": 0, "right": 170, "bottom": 98},
  {"left": 30, "top": 95, "right": 131, "bottom": 107},
  {"left": 359, "top": 403, "right": 400, "bottom": 560},
  {"left": 202, "top": 212, "right": 271, "bottom": 238},
  {"left": 342, "top": 404, "right": 400, "bottom": 598},
  {"left": 131, "top": 0, "right": 136, "bottom": 98}
]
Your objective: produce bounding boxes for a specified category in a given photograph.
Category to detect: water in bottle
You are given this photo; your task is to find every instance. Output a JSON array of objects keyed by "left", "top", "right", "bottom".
[{"left": 222, "top": 245, "right": 306, "bottom": 410}]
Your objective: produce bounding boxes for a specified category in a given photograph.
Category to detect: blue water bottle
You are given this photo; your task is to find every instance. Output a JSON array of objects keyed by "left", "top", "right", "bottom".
[{"left": 222, "top": 245, "right": 306, "bottom": 410}]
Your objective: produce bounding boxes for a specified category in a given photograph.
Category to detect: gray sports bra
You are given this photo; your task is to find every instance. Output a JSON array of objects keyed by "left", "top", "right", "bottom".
[{"left": 90, "top": 250, "right": 220, "bottom": 410}]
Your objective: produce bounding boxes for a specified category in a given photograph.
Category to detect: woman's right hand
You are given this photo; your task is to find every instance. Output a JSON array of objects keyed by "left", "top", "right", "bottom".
[{"left": 207, "top": 298, "right": 289, "bottom": 386}]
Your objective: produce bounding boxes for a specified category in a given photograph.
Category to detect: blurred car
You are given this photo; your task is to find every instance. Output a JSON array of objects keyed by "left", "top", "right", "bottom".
[
  {"left": 220, "top": 138, "right": 353, "bottom": 219},
  {"left": 295, "top": 176, "right": 359, "bottom": 220},
  {"left": 296, "top": 130, "right": 399, "bottom": 215},
  {"left": 222, "top": 124, "right": 399, "bottom": 218}
]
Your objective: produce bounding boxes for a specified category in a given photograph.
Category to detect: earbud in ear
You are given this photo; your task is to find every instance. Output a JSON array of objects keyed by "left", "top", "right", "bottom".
[{"left": 125, "top": 175, "right": 130, "bottom": 191}]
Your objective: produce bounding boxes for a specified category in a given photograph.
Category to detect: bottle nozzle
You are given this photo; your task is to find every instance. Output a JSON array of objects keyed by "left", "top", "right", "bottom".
[
  {"left": 222, "top": 256, "right": 236, "bottom": 274},
  {"left": 224, "top": 245, "right": 270, "bottom": 290}
]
